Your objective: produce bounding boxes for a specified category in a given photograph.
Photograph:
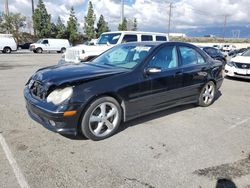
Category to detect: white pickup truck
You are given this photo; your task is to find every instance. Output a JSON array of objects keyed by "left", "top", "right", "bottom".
[{"left": 62, "top": 31, "right": 169, "bottom": 63}]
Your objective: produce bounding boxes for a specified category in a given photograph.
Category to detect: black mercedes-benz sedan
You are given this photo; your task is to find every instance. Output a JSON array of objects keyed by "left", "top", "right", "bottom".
[{"left": 24, "top": 42, "right": 224, "bottom": 140}]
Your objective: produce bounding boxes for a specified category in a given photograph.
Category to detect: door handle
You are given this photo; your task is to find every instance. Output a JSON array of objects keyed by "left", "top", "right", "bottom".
[
  {"left": 201, "top": 67, "right": 207, "bottom": 71},
  {"left": 175, "top": 71, "right": 183, "bottom": 76}
]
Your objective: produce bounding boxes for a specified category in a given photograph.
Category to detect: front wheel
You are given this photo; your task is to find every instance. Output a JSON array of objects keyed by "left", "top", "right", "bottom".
[
  {"left": 81, "top": 97, "right": 122, "bottom": 141},
  {"left": 36, "top": 48, "right": 43, "bottom": 53},
  {"left": 198, "top": 81, "right": 216, "bottom": 107}
]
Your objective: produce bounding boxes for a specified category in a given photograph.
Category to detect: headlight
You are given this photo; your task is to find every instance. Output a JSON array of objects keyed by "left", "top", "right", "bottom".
[
  {"left": 47, "top": 87, "right": 73, "bottom": 105},
  {"left": 227, "top": 61, "right": 235, "bottom": 67}
]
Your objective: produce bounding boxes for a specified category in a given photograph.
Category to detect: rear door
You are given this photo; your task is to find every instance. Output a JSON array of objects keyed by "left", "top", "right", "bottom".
[{"left": 178, "top": 45, "right": 209, "bottom": 97}]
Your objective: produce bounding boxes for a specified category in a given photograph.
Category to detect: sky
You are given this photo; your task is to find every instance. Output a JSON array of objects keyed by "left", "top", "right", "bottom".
[{"left": 1, "top": 0, "right": 250, "bottom": 34}]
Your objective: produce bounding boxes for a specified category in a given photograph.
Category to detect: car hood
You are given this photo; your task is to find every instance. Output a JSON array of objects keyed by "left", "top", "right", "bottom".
[
  {"left": 231, "top": 56, "right": 250, "bottom": 64},
  {"left": 31, "top": 63, "right": 128, "bottom": 88}
]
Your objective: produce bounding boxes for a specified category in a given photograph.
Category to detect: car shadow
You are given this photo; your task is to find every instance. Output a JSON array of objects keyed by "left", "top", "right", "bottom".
[
  {"left": 225, "top": 76, "right": 250, "bottom": 83},
  {"left": 61, "top": 133, "right": 88, "bottom": 140},
  {"left": 118, "top": 90, "right": 222, "bottom": 133},
  {"left": 63, "top": 91, "right": 222, "bottom": 141}
]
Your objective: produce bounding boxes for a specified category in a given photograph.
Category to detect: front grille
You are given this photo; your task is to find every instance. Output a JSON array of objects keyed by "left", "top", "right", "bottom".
[
  {"left": 234, "top": 72, "right": 250, "bottom": 76},
  {"left": 30, "top": 81, "right": 47, "bottom": 100},
  {"left": 65, "top": 49, "right": 80, "bottom": 62},
  {"left": 234, "top": 62, "right": 250, "bottom": 69}
]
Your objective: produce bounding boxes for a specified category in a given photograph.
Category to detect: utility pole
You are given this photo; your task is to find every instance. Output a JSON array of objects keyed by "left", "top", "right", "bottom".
[
  {"left": 4, "top": 0, "right": 9, "bottom": 16},
  {"left": 31, "top": 0, "right": 36, "bottom": 35},
  {"left": 168, "top": 2, "right": 173, "bottom": 40},
  {"left": 223, "top": 15, "right": 228, "bottom": 41},
  {"left": 31, "top": 0, "right": 34, "bottom": 14},
  {"left": 121, "top": 0, "right": 124, "bottom": 24}
]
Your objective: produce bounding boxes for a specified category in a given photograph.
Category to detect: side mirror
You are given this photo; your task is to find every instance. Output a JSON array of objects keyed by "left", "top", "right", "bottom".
[
  {"left": 145, "top": 67, "right": 162, "bottom": 75},
  {"left": 106, "top": 41, "right": 110, "bottom": 46}
]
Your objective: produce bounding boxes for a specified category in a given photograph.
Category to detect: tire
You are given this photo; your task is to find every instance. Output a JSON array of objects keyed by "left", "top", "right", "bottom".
[
  {"left": 198, "top": 81, "right": 216, "bottom": 107},
  {"left": 81, "top": 97, "right": 122, "bottom": 141},
  {"left": 33, "top": 50, "right": 37, "bottom": 53},
  {"left": 61, "top": 48, "right": 66, "bottom": 53},
  {"left": 3, "top": 47, "right": 11, "bottom": 54},
  {"left": 36, "top": 48, "right": 43, "bottom": 53}
]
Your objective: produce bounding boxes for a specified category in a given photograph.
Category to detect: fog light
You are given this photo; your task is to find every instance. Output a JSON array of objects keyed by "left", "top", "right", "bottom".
[{"left": 49, "top": 120, "right": 56, "bottom": 127}]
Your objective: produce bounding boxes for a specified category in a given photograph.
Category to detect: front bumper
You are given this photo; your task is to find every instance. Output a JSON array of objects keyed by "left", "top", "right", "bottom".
[
  {"left": 225, "top": 65, "right": 250, "bottom": 79},
  {"left": 24, "top": 87, "right": 82, "bottom": 135}
]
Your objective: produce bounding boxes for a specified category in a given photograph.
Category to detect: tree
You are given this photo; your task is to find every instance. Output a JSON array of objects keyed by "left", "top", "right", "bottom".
[
  {"left": 0, "top": 13, "right": 26, "bottom": 43},
  {"left": 50, "top": 23, "right": 57, "bottom": 38},
  {"left": 132, "top": 18, "right": 137, "bottom": 31},
  {"left": 32, "top": 0, "right": 52, "bottom": 38},
  {"left": 84, "top": 1, "right": 96, "bottom": 40},
  {"left": 96, "top": 15, "right": 109, "bottom": 38},
  {"left": 118, "top": 18, "right": 127, "bottom": 31},
  {"left": 67, "top": 7, "right": 78, "bottom": 44},
  {"left": 56, "top": 16, "right": 66, "bottom": 39}
]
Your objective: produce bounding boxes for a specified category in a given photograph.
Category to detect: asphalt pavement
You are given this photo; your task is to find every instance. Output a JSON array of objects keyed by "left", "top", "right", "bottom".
[{"left": 0, "top": 52, "right": 249, "bottom": 188}]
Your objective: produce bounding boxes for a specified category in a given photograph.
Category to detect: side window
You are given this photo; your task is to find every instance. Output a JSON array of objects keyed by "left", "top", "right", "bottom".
[
  {"left": 204, "top": 48, "right": 216, "bottom": 56},
  {"left": 156, "top": 36, "right": 167, "bottom": 41},
  {"left": 141, "top": 35, "right": 153, "bottom": 41},
  {"left": 121, "top": 35, "right": 138, "bottom": 43},
  {"left": 148, "top": 46, "right": 178, "bottom": 70},
  {"left": 42, "top": 40, "right": 48, "bottom": 44},
  {"left": 179, "top": 46, "right": 205, "bottom": 66}
]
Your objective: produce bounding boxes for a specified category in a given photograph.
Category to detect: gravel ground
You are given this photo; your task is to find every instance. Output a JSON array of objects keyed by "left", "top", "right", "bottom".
[{"left": 0, "top": 52, "right": 249, "bottom": 188}]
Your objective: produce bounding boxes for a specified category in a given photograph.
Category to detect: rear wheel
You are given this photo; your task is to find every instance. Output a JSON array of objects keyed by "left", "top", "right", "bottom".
[
  {"left": 81, "top": 97, "right": 122, "bottom": 141},
  {"left": 61, "top": 47, "right": 66, "bottom": 53},
  {"left": 3, "top": 47, "right": 11, "bottom": 53},
  {"left": 198, "top": 81, "right": 216, "bottom": 107}
]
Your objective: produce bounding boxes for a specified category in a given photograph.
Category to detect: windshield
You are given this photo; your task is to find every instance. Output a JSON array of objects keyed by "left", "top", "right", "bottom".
[
  {"left": 97, "top": 33, "right": 121, "bottom": 45},
  {"left": 242, "top": 49, "right": 250, "bottom": 56},
  {"left": 91, "top": 44, "right": 154, "bottom": 69},
  {"left": 36, "top": 39, "right": 42, "bottom": 43}
]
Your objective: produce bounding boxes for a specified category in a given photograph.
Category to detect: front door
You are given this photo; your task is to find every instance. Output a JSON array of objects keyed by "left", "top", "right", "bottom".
[{"left": 138, "top": 45, "right": 184, "bottom": 113}]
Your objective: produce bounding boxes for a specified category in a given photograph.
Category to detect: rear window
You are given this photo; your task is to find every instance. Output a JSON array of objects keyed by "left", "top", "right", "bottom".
[
  {"left": 141, "top": 35, "right": 153, "bottom": 41},
  {"left": 121, "top": 35, "right": 138, "bottom": 43},
  {"left": 156, "top": 36, "right": 167, "bottom": 41}
]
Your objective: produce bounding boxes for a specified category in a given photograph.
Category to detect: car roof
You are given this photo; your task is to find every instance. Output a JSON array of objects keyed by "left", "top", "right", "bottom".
[
  {"left": 120, "top": 41, "right": 199, "bottom": 48},
  {"left": 102, "top": 31, "right": 168, "bottom": 36}
]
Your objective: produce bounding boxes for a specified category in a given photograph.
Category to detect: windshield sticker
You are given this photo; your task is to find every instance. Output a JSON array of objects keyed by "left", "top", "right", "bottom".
[{"left": 134, "top": 46, "right": 151, "bottom": 51}]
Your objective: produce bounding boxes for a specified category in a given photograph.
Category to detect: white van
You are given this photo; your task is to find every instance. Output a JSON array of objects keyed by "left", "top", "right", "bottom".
[
  {"left": 222, "top": 44, "right": 236, "bottom": 52},
  {"left": 30, "top": 38, "right": 70, "bottom": 53},
  {"left": 63, "top": 31, "right": 169, "bottom": 63},
  {"left": 0, "top": 36, "right": 17, "bottom": 53}
]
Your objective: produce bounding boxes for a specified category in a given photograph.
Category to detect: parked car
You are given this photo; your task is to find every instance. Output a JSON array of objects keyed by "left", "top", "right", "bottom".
[
  {"left": 213, "top": 44, "right": 222, "bottom": 50},
  {"left": 18, "top": 42, "right": 32, "bottom": 50},
  {"left": 24, "top": 42, "right": 224, "bottom": 140},
  {"left": 62, "top": 31, "right": 169, "bottom": 63},
  {"left": 84, "top": 39, "right": 98, "bottom": 46},
  {"left": 0, "top": 36, "right": 17, "bottom": 53},
  {"left": 225, "top": 49, "right": 250, "bottom": 79},
  {"left": 30, "top": 38, "right": 70, "bottom": 53},
  {"left": 228, "top": 48, "right": 247, "bottom": 57},
  {"left": 221, "top": 44, "right": 236, "bottom": 52},
  {"left": 200, "top": 46, "right": 227, "bottom": 65}
]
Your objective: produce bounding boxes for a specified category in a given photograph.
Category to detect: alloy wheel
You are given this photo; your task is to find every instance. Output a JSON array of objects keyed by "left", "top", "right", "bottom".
[
  {"left": 88, "top": 102, "right": 119, "bottom": 137},
  {"left": 202, "top": 82, "right": 215, "bottom": 105}
]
